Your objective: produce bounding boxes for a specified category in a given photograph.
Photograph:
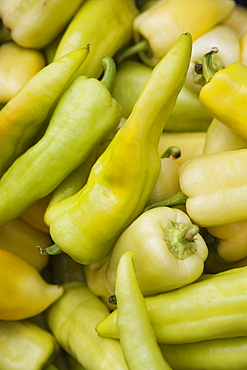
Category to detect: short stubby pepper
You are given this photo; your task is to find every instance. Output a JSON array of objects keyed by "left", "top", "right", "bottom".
[
  {"left": 43, "top": 33, "right": 192, "bottom": 265},
  {"left": 0, "top": 56, "right": 122, "bottom": 227}
]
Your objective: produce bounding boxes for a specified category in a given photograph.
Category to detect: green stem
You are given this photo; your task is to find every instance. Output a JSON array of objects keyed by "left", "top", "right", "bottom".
[
  {"left": 144, "top": 191, "right": 188, "bottom": 212},
  {"left": 164, "top": 221, "right": 199, "bottom": 259},
  {"left": 160, "top": 146, "right": 181, "bottom": 159},
  {"left": 115, "top": 39, "right": 150, "bottom": 64},
  {"left": 100, "top": 56, "right": 116, "bottom": 92},
  {"left": 37, "top": 244, "right": 63, "bottom": 256},
  {"left": 195, "top": 47, "right": 225, "bottom": 84}
]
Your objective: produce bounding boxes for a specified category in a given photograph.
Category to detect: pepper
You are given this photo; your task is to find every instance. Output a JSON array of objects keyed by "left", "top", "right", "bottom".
[
  {"left": 42, "top": 33, "right": 192, "bottom": 265},
  {"left": 185, "top": 24, "right": 240, "bottom": 92},
  {"left": 0, "top": 248, "right": 63, "bottom": 320},
  {"left": 0, "top": 56, "right": 121, "bottom": 227},
  {"left": 241, "top": 30, "right": 247, "bottom": 65},
  {"left": 114, "top": 250, "right": 172, "bottom": 369},
  {"left": 0, "top": 0, "right": 86, "bottom": 49},
  {"left": 46, "top": 281, "right": 128, "bottom": 370},
  {"left": 53, "top": 0, "right": 139, "bottom": 79},
  {"left": 159, "top": 337, "right": 247, "bottom": 370},
  {"left": 198, "top": 48, "right": 247, "bottom": 140},
  {"left": 224, "top": 3, "right": 247, "bottom": 36},
  {"left": 131, "top": 0, "right": 235, "bottom": 66},
  {"left": 111, "top": 59, "right": 212, "bottom": 131},
  {"left": 203, "top": 117, "right": 247, "bottom": 154},
  {"left": 96, "top": 265, "right": 247, "bottom": 344},
  {"left": 0, "top": 46, "right": 89, "bottom": 177},
  {"left": 0, "top": 41, "right": 46, "bottom": 104},
  {"left": 0, "top": 320, "right": 59, "bottom": 370},
  {"left": 0, "top": 217, "right": 51, "bottom": 271}
]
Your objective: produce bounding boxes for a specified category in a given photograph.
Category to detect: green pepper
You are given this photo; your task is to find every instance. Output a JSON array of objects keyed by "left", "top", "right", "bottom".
[
  {"left": 43, "top": 33, "right": 192, "bottom": 265},
  {"left": 114, "top": 251, "right": 172, "bottom": 369},
  {"left": 96, "top": 265, "right": 247, "bottom": 344},
  {"left": 0, "top": 0, "right": 86, "bottom": 48},
  {"left": 54, "top": 0, "right": 139, "bottom": 79},
  {"left": 47, "top": 281, "right": 128, "bottom": 370},
  {"left": 0, "top": 320, "right": 59, "bottom": 370},
  {"left": 0, "top": 46, "right": 89, "bottom": 177},
  {"left": 0, "top": 56, "right": 121, "bottom": 227},
  {"left": 111, "top": 59, "right": 212, "bottom": 131}
]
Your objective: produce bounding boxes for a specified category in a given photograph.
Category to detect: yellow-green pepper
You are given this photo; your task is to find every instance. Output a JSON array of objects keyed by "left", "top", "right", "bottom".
[
  {"left": 47, "top": 281, "right": 128, "bottom": 370},
  {"left": 0, "top": 320, "right": 59, "bottom": 370},
  {"left": 96, "top": 265, "right": 247, "bottom": 344},
  {"left": 0, "top": 0, "right": 85, "bottom": 48},
  {"left": 43, "top": 33, "right": 192, "bottom": 265},
  {"left": 0, "top": 41, "right": 46, "bottom": 104},
  {"left": 0, "top": 46, "right": 89, "bottom": 177}
]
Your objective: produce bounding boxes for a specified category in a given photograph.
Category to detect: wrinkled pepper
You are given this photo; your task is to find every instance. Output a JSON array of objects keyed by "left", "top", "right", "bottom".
[
  {"left": 186, "top": 24, "right": 240, "bottom": 92},
  {"left": 42, "top": 33, "right": 192, "bottom": 265},
  {"left": 111, "top": 59, "right": 212, "bottom": 131},
  {"left": 0, "top": 46, "right": 89, "bottom": 177},
  {"left": 86, "top": 207, "right": 207, "bottom": 299},
  {"left": 131, "top": 0, "right": 235, "bottom": 66},
  {"left": 96, "top": 265, "right": 247, "bottom": 344},
  {"left": 0, "top": 0, "right": 85, "bottom": 48},
  {"left": 159, "top": 337, "right": 247, "bottom": 370},
  {"left": 54, "top": 0, "right": 139, "bottom": 79},
  {"left": 198, "top": 48, "right": 247, "bottom": 139},
  {"left": 0, "top": 217, "right": 51, "bottom": 271},
  {"left": 114, "top": 251, "right": 172, "bottom": 369},
  {"left": 47, "top": 281, "right": 128, "bottom": 370},
  {"left": 0, "top": 56, "right": 121, "bottom": 227},
  {"left": 0, "top": 41, "right": 46, "bottom": 104},
  {"left": 0, "top": 320, "right": 59, "bottom": 370},
  {"left": 0, "top": 248, "right": 63, "bottom": 320}
]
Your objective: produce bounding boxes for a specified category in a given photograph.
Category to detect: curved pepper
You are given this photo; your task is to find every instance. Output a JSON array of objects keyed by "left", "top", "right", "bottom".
[
  {"left": 54, "top": 0, "right": 139, "bottom": 79},
  {"left": 96, "top": 265, "right": 247, "bottom": 344},
  {"left": 198, "top": 48, "right": 247, "bottom": 139},
  {"left": 0, "top": 217, "right": 51, "bottom": 271},
  {"left": 0, "top": 320, "right": 59, "bottom": 370},
  {"left": 111, "top": 59, "right": 212, "bottom": 131},
  {"left": 47, "top": 281, "right": 128, "bottom": 370},
  {"left": 0, "top": 57, "right": 121, "bottom": 227},
  {"left": 159, "top": 337, "right": 247, "bottom": 370},
  {"left": 0, "top": 46, "right": 89, "bottom": 177},
  {"left": 0, "top": 41, "right": 46, "bottom": 104},
  {"left": 114, "top": 251, "right": 172, "bottom": 369},
  {"left": 185, "top": 24, "right": 240, "bottom": 92},
  {"left": 131, "top": 0, "right": 235, "bottom": 66},
  {"left": 0, "top": 0, "right": 86, "bottom": 48},
  {"left": 0, "top": 248, "right": 63, "bottom": 320},
  {"left": 42, "top": 33, "right": 192, "bottom": 265}
]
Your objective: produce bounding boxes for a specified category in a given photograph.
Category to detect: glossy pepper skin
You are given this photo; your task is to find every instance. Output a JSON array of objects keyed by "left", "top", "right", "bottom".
[
  {"left": 54, "top": 0, "right": 139, "bottom": 79},
  {"left": 44, "top": 33, "right": 192, "bottom": 265},
  {"left": 47, "top": 281, "right": 128, "bottom": 370},
  {"left": 0, "top": 41, "right": 45, "bottom": 104},
  {"left": 0, "top": 320, "right": 59, "bottom": 370},
  {"left": 0, "top": 248, "right": 63, "bottom": 320},
  {"left": 0, "top": 47, "right": 89, "bottom": 177},
  {"left": 132, "top": 0, "right": 235, "bottom": 66},
  {"left": 0, "top": 57, "right": 121, "bottom": 227},
  {"left": 199, "top": 60, "right": 247, "bottom": 140},
  {"left": 96, "top": 266, "right": 247, "bottom": 344},
  {"left": 86, "top": 207, "right": 207, "bottom": 298},
  {"left": 0, "top": 0, "right": 85, "bottom": 48},
  {"left": 114, "top": 251, "right": 172, "bottom": 369}
]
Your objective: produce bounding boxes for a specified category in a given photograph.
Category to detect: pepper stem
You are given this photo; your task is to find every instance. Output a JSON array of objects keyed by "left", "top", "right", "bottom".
[
  {"left": 100, "top": 56, "right": 116, "bottom": 92},
  {"left": 143, "top": 191, "right": 188, "bottom": 212},
  {"left": 37, "top": 244, "right": 63, "bottom": 256},
  {"left": 194, "top": 47, "right": 225, "bottom": 84},
  {"left": 164, "top": 221, "right": 199, "bottom": 259},
  {"left": 115, "top": 39, "right": 150, "bottom": 64},
  {"left": 160, "top": 146, "right": 181, "bottom": 159}
]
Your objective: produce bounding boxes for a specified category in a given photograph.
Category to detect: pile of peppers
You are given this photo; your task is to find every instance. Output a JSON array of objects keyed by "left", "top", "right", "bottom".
[{"left": 1, "top": 0, "right": 247, "bottom": 369}]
